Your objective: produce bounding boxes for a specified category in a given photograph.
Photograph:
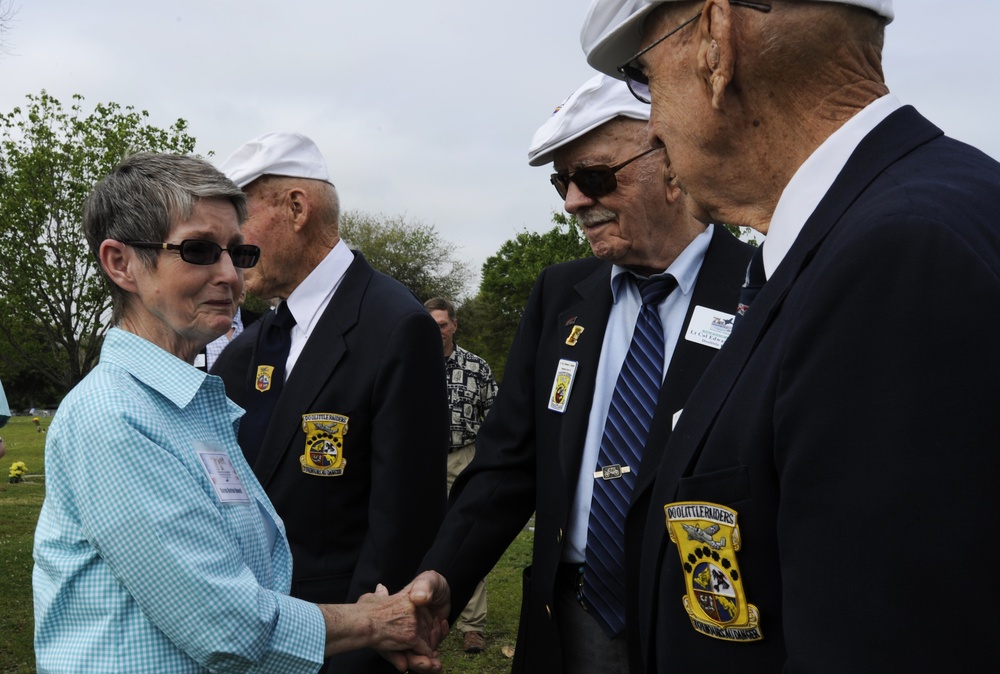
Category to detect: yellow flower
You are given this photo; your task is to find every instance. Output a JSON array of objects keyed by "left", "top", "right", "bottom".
[{"left": 8, "top": 461, "right": 28, "bottom": 481}]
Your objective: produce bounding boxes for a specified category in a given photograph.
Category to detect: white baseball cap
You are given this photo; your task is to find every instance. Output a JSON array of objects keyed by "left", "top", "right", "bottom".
[
  {"left": 527, "top": 73, "right": 651, "bottom": 167},
  {"left": 581, "top": 0, "right": 894, "bottom": 78},
  {"left": 220, "top": 131, "right": 333, "bottom": 189}
]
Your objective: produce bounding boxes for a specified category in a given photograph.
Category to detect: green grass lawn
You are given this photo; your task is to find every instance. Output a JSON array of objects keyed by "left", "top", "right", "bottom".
[
  {"left": 0, "top": 414, "right": 530, "bottom": 673},
  {"left": 1, "top": 415, "right": 48, "bottom": 674}
]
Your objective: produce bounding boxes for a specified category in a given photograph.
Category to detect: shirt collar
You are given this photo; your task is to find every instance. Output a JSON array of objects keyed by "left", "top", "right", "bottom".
[
  {"left": 762, "top": 94, "right": 902, "bottom": 278},
  {"left": 609, "top": 224, "right": 713, "bottom": 302},
  {"left": 284, "top": 239, "right": 353, "bottom": 334},
  {"left": 99, "top": 327, "right": 222, "bottom": 411}
]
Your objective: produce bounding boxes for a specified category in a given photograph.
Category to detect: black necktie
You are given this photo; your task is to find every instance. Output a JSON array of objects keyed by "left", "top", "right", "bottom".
[
  {"left": 735, "top": 244, "right": 766, "bottom": 325},
  {"left": 584, "top": 273, "right": 677, "bottom": 638},
  {"left": 238, "top": 302, "right": 296, "bottom": 465}
]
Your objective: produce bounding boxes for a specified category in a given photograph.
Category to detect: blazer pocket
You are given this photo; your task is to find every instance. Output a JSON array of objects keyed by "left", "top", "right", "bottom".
[{"left": 676, "top": 465, "right": 751, "bottom": 505}]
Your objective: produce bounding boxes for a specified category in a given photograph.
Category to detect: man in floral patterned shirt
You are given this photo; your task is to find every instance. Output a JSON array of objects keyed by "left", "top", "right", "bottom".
[{"left": 424, "top": 297, "right": 498, "bottom": 654}]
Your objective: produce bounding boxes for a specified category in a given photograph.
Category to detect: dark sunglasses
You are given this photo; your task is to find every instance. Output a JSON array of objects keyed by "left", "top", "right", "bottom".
[
  {"left": 124, "top": 239, "right": 261, "bottom": 268},
  {"left": 618, "top": 1, "right": 771, "bottom": 104},
  {"left": 550, "top": 146, "right": 662, "bottom": 200}
]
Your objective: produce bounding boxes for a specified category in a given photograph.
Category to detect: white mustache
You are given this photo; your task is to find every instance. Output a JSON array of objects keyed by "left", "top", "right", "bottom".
[{"left": 577, "top": 206, "right": 617, "bottom": 228}]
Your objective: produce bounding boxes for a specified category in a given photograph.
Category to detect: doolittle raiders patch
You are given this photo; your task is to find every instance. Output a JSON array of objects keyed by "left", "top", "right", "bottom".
[
  {"left": 664, "top": 501, "right": 763, "bottom": 642},
  {"left": 300, "top": 413, "right": 349, "bottom": 476}
]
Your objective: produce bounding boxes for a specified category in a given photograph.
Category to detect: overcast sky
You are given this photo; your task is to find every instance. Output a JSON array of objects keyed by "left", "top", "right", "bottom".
[{"left": 2, "top": 1, "right": 997, "bottom": 294}]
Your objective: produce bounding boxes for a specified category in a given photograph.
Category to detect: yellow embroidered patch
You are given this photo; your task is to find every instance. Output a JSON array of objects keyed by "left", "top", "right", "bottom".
[
  {"left": 255, "top": 365, "right": 275, "bottom": 392},
  {"left": 664, "top": 501, "right": 763, "bottom": 642},
  {"left": 300, "top": 413, "right": 349, "bottom": 476}
]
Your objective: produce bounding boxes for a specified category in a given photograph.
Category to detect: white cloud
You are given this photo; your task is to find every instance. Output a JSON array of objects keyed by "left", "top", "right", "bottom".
[{"left": 3, "top": 0, "right": 996, "bottom": 287}]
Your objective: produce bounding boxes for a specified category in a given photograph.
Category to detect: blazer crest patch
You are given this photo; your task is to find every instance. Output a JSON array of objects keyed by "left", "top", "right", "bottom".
[
  {"left": 255, "top": 365, "right": 275, "bottom": 392},
  {"left": 300, "top": 413, "right": 349, "bottom": 476},
  {"left": 664, "top": 501, "right": 763, "bottom": 642},
  {"left": 565, "top": 325, "right": 584, "bottom": 346}
]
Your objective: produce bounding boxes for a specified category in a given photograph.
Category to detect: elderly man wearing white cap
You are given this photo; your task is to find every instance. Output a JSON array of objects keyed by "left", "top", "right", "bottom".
[
  {"left": 414, "top": 74, "right": 751, "bottom": 674},
  {"left": 581, "top": 1, "right": 1000, "bottom": 671},
  {"left": 212, "top": 132, "right": 449, "bottom": 674}
]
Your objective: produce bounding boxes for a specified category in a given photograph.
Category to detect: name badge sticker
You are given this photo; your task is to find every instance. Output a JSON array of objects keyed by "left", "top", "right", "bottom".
[
  {"left": 685, "top": 305, "right": 736, "bottom": 350},
  {"left": 196, "top": 446, "right": 251, "bottom": 504},
  {"left": 548, "top": 359, "right": 579, "bottom": 414}
]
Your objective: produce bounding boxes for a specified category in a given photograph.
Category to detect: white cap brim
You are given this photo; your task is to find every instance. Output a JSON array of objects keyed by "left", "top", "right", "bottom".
[
  {"left": 220, "top": 131, "right": 333, "bottom": 189},
  {"left": 528, "top": 74, "right": 650, "bottom": 167}
]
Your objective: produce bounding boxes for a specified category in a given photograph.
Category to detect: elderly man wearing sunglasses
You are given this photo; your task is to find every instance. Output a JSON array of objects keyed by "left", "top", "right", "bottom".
[{"left": 410, "top": 74, "right": 752, "bottom": 674}]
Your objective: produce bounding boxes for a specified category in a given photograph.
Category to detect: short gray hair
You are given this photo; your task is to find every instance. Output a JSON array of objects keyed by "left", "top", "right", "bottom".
[{"left": 83, "top": 152, "right": 248, "bottom": 323}]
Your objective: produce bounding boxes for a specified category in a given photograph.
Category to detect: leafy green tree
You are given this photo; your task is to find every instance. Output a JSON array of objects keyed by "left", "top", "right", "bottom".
[
  {"left": 460, "top": 213, "right": 592, "bottom": 381},
  {"left": 0, "top": 91, "right": 198, "bottom": 394},
  {"left": 340, "top": 209, "right": 472, "bottom": 302}
]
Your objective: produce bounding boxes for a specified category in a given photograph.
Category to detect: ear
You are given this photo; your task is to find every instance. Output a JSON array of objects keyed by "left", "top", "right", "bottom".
[
  {"left": 98, "top": 239, "right": 140, "bottom": 294},
  {"left": 286, "top": 188, "right": 312, "bottom": 233},
  {"left": 699, "top": 0, "right": 736, "bottom": 110},
  {"left": 662, "top": 165, "right": 684, "bottom": 205}
]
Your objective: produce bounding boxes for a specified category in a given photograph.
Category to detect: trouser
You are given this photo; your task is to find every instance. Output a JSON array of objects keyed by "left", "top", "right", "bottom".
[
  {"left": 447, "top": 443, "right": 487, "bottom": 632},
  {"left": 554, "top": 563, "right": 632, "bottom": 674}
]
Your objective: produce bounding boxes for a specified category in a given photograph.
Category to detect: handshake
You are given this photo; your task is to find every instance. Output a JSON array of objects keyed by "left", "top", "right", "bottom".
[{"left": 321, "top": 570, "right": 452, "bottom": 673}]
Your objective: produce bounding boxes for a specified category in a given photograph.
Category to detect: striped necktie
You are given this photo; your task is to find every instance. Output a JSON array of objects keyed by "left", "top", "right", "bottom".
[{"left": 584, "top": 273, "right": 677, "bottom": 638}]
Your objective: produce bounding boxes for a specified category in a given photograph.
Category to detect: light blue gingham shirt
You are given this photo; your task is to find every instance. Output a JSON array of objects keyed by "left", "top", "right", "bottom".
[{"left": 33, "top": 328, "right": 325, "bottom": 673}]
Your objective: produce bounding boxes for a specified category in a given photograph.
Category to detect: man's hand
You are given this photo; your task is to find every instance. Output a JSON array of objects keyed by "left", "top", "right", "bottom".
[
  {"left": 380, "top": 570, "right": 452, "bottom": 673},
  {"left": 318, "top": 581, "right": 438, "bottom": 667}
]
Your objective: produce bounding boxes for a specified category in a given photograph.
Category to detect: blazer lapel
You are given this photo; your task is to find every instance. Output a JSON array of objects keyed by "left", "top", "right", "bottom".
[
  {"left": 633, "top": 225, "right": 747, "bottom": 499},
  {"left": 555, "top": 264, "right": 614, "bottom": 483},
  {"left": 252, "top": 251, "right": 370, "bottom": 487}
]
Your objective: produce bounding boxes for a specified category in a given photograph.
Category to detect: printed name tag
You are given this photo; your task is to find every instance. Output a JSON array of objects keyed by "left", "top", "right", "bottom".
[
  {"left": 685, "top": 305, "right": 736, "bottom": 350},
  {"left": 196, "top": 447, "right": 251, "bottom": 504},
  {"left": 547, "top": 359, "right": 579, "bottom": 414}
]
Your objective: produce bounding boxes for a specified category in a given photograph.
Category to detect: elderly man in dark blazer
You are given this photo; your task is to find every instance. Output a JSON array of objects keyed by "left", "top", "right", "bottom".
[
  {"left": 417, "top": 74, "right": 752, "bottom": 674},
  {"left": 583, "top": 0, "right": 1000, "bottom": 671},
  {"left": 212, "top": 132, "right": 448, "bottom": 674}
]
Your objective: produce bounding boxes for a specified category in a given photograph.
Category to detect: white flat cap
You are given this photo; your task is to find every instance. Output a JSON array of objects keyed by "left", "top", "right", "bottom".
[
  {"left": 581, "top": 0, "right": 894, "bottom": 78},
  {"left": 527, "top": 73, "right": 650, "bottom": 167},
  {"left": 220, "top": 131, "right": 333, "bottom": 189}
]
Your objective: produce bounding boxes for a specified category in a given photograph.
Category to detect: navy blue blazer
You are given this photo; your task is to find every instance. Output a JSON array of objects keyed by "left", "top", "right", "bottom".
[
  {"left": 213, "top": 251, "right": 448, "bottom": 674},
  {"left": 638, "top": 106, "right": 1000, "bottom": 672},
  {"left": 421, "top": 225, "right": 752, "bottom": 673}
]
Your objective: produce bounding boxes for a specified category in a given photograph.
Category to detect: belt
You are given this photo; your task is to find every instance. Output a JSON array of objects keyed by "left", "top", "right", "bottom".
[{"left": 558, "top": 562, "right": 588, "bottom": 611}]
